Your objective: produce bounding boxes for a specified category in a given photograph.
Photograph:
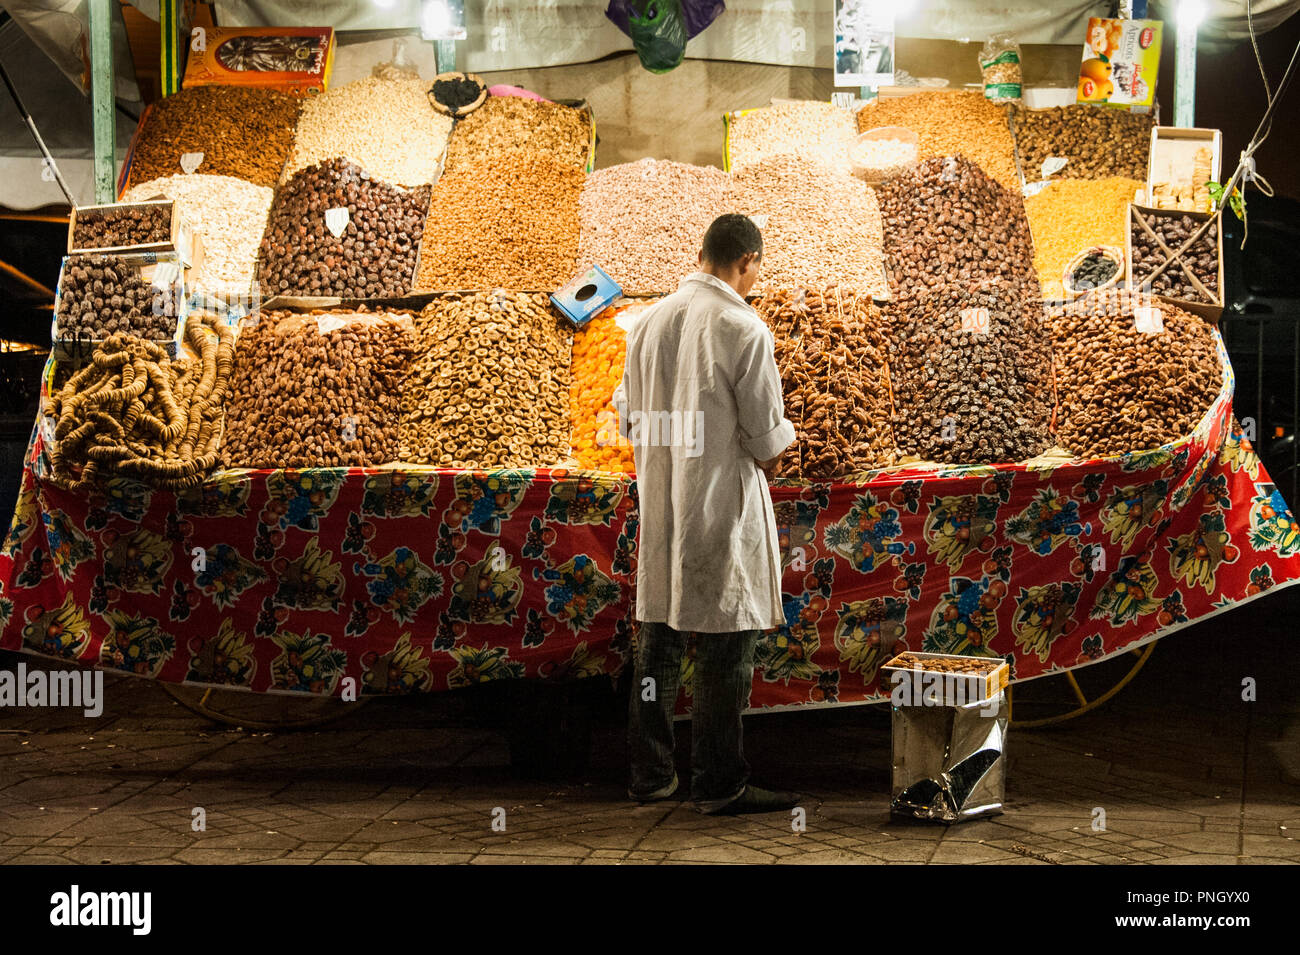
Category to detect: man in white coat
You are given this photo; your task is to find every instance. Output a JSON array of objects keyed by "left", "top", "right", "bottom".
[{"left": 615, "top": 214, "right": 799, "bottom": 814}]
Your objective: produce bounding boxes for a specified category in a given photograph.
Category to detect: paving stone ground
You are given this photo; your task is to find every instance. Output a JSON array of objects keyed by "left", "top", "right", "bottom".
[{"left": 1, "top": 587, "right": 1297, "bottom": 865}]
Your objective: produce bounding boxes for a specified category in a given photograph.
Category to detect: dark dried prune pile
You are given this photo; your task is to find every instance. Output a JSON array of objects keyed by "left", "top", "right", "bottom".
[
  {"left": 56, "top": 254, "right": 177, "bottom": 342},
  {"left": 1131, "top": 212, "right": 1220, "bottom": 304},
  {"left": 73, "top": 204, "right": 171, "bottom": 249}
]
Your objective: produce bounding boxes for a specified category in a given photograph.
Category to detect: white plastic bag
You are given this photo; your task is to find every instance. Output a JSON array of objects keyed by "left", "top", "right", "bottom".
[{"left": 979, "top": 33, "right": 1022, "bottom": 104}]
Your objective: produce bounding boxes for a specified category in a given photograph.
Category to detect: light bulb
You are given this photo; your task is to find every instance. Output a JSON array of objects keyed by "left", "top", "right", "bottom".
[{"left": 1179, "top": 0, "right": 1207, "bottom": 27}]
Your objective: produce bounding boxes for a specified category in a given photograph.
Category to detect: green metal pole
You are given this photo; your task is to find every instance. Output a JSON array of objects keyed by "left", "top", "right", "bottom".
[
  {"left": 88, "top": 0, "right": 116, "bottom": 203},
  {"left": 1174, "top": 10, "right": 1199, "bottom": 127},
  {"left": 436, "top": 39, "right": 457, "bottom": 73}
]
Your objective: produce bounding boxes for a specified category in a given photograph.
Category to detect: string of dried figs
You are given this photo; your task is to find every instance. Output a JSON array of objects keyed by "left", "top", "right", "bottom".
[
  {"left": 258, "top": 157, "right": 431, "bottom": 298},
  {"left": 221, "top": 310, "right": 415, "bottom": 469},
  {"left": 1050, "top": 292, "right": 1222, "bottom": 459},
  {"left": 401, "top": 292, "right": 572, "bottom": 469},
  {"left": 887, "top": 280, "right": 1052, "bottom": 465},
  {"left": 51, "top": 311, "right": 234, "bottom": 489},
  {"left": 876, "top": 155, "right": 1039, "bottom": 300},
  {"left": 754, "top": 286, "right": 896, "bottom": 479},
  {"left": 72, "top": 204, "right": 171, "bottom": 249}
]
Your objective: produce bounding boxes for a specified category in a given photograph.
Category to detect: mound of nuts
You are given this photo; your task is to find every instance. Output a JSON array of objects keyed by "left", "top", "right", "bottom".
[
  {"left": 1012, "top": 105, "right": 1153, "bottom": 181},
  {"left": 1050, "top": 292, "right": 1222, "bottom": 459},
  {"left": 727, "top": 101, "right": 858, "bottom": 175},
  {"left": 124, "top": 174, "right": 274, "bottom": 299},
  {"left": 258, "top": 157, "right": 431, "bottom": 298},
  {"left": 51, "top": 311, "right": 234, "bottom": 489},
  {"left": 221, "top": 310, "right": 414, "bottom": 468},
  {"left": 1130, "top": 210, "right": 1220, "bottom": 304},
  {"left": 726, "top": 155, "right": 890, "bottom": 297},
  {"left": 755, "top": 286, "right": 896, "bottom": 479},
  {"left": 285, "top": 76, "right": 455, "bottom": 188},
  {"left": 444, "top": 94, "right": 591, "bottom": 172},
  {"left": 856, "top": 91, "right": 1020, "bottom": 190},
  {"left": 415, "top": 155, "right": 582, "bottom": 291},
  {"left": 578, "top": 159, "right": 728, "bottom": 295},
  {"left": 56, "top": 254, "right": 178, "bottom": 344},
  {"left": 126, "top": 86, "right": 302, "bottom": 189},
  {"left": 887, "top": 279, "right": 1053, "bottom": 465},
  {"left": 401, "top": 292, "right": 572, "bottom": 469},
  {"left": 72, "top": 204, "right": 171, "bottom": 249},
  {"left": 877, "top": 155, "right": 1039, "bottom": 300},
  {"left": 888, "top": 652, "right": 1002, "bottom": 674}
]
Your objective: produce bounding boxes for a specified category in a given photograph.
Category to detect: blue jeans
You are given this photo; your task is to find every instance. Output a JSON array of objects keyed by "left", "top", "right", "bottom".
[{"left": 628, "top": 621, "right": 758, "bottom": 811}]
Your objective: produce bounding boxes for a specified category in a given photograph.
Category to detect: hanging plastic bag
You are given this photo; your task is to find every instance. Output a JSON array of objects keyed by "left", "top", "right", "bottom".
[
  {"left": 979, "top": 33, "right": 1022, "bottom": 104},
  {"left": 605, "top": 0, "right": 726, "bottom": 74}
]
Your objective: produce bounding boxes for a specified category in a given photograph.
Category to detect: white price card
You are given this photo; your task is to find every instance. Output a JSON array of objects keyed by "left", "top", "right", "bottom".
[
  {"left": 959, "top": 307, "right": 991, "bottom": 334},
  {"left": 150, "top": 261, "right": 181, "bottom": 289},
  {"left": 180, "top": 152, "right": 204, "bottom": 174},
  {"left": 1134, "top": 306, "right": 1164, "bottom": 334},
  {"left": 316, "top": 315, "right": 350, "bottom": 334},
  {"left": 1040, "top": 156, "right": 1069, "bottom": 178},
  {"left": 749, "top": 214, "right": 769, "bottom": 230},
  {"left": 325, "top": 207, "right": 350, "bottom": 238}
]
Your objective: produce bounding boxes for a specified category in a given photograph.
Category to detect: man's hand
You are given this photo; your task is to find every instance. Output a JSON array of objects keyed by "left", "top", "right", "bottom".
[{"left": 757, "top": 454, "right": 781, "bottom": 479}]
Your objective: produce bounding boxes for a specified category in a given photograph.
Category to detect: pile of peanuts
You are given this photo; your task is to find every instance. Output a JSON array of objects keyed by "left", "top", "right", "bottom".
[
  {"left": 127, "top": 86, "right": 301, "bottom": 189},
  {"left": 52, "top": 312, "right": 234, "bottom": 489},
  {"left": 1130, "top": 211, "right": 1220, "bottom": 304},
  {"left": 259, "top": 157, "right": 431, "bottom": 298},
  {"left": 415, "top": 155, "right": 582, "bottom": 291},
  {"left": 877, "top": 155, "right": 1039, "bottom": 299},
  {"left": 444, "top": 94, "right": 591, "bottom": 172},
  {"left": 1012, "top": 105, "right": 1153, "bottom": 181},
  {"left": 727, "top": 155, "right": 889, "bottom": 297},
  {"left": 570, "top": 306, "right": 636, "bottom": 473},
  {"left": 221, "top": 311, "right": 414, "bottom": 468},
  {"left": 72, "top": 204, "right": 170, "bottom": 249},
  {"left": 578, "top": 160, "right": 728, "bottom": 295},
  {"left": 124, "top": 174, "right": 273, "bottom": 298},
  {"left": 285, "top": 77, "right": 454, "bottom": 187},
  {"left": 728, "top": 101, "right": 858, "bottom": 175},
  {"left": 401, "top": 292, "right": 572, "bottom": 469},
  {"left": 887, "top": 280, "right": 1053, "bottom": 465},
  {"left": 1050, "top": 292, "right": 1222, "bottom": 459},
  {"left": 756, "top": 286, "right": 896, "bottom": 479},
  {"left": 856, "top": 91, "right": 1020, "bottom": 190}
]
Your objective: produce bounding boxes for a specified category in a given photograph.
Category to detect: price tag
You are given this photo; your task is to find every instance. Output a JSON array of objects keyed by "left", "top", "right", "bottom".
[
  {"left": 180, "top": 152, "right": 204, "bottom": 174},
  {"left": 1022, "top": 181, "right": 1051, "bottom": 199},
  {"left": 749, "top": 214, "right": 769, "bottom": 230},
  {"left": 1134, "top": 306, "right": 1164, "bottom": 334},
  {"left": 325, "top": 207, "right": 350, "bottom": 238},
  {"left": 959, "top": 307, "right": 991, "bottom": 334},
  {"left": 1040, "top": 156, "right": 1068, "bottom": 178},
  {"left": 150, "top": 261, "right": 181, "bottom": 289},
  {"left": 316, "top": 315, "right": 350, "bottom": 334}
]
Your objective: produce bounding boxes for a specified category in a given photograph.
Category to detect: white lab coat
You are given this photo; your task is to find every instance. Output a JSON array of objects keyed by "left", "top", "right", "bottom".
[{"left": 613, "top": 272, "right": 795, "bottom": 633}]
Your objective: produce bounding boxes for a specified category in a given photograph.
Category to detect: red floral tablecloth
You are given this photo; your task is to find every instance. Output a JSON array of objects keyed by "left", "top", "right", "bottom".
[{"left": 3, "top": 337, "right": 1299, "bottom": 711}]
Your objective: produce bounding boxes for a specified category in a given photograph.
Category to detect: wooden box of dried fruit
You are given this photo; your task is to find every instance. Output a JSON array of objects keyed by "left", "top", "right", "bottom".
[
  {"left": 51, "top": 252, "right": 188, "bottom": 363},
  {"left": 881, "top": 651, "right": 1010, "bottom": 707},
  {"left": 1126, "top": 201, "right": 1224, "bottom": 323},
  {"left": 67, "top": 198, "right": 201, "bottom": 270}
]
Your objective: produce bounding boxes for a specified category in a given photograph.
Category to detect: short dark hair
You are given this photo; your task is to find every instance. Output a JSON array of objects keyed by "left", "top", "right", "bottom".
[{"left": 701, "top": 213, "right": 762, "bottom": 266}]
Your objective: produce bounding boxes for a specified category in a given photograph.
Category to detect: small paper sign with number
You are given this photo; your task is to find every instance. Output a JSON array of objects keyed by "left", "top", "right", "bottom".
[
  {"left": 960, "top": 307, "right": 991, "bottom": 334},
  {"left": 180, "top": 152, "right": 204, "bottom": 174},
  {"left": 325, "top": 207, "right": 350, "bottom": 238},
  {"left": 1134, "top": 306, "right": 1164, "bottom": 334},
  {"left": 749, "top": 214, "right": 769, "bottom": 230},
  {"left": 1040, "top": 156, "right": 1068, "bottom": 178}
]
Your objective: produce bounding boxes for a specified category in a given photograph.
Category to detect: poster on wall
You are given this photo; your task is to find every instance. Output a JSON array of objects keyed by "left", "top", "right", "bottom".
[
  {"left": 1077, "top": 17, "right": 1163, "bottom": 109},
  {"left": 833, "top": 0, "right": 894, "bottom": 87}
]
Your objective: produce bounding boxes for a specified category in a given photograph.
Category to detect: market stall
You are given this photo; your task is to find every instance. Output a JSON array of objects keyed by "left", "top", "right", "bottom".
[{"left": 3, "top": 37, "right": 1299, "bottom": 721}]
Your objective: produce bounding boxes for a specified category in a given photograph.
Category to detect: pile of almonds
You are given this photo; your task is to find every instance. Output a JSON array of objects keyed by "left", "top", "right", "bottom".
[
  {"left": 1050, "top": 292, "right": 1222, "bottom": 459},
  {"left": 887, "top": 280, "right": 1052, "bottom": 465},
  {"left": 756, "top": 286, "right": 896, "bottom": 479},
  {"left": 444, "top": 94, "right": 591, "bottom": 172},
  {"left": 258, "top": 157, "right": 430, "bottom": 298},
  {"left": 221, "top": 311, "right": 414, "bottom": 468},
  {"left": 401, "top": 292, "right": 572, "bottom": 468},
  {"left": 877, "top": 155, "right": 1039, "bottom": 299}
]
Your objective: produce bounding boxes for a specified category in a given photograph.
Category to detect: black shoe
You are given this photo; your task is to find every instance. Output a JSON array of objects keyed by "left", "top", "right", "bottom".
[
  {"left": 710, "top": 784, "right": 801, "bottom": 815},
  {"left": 629, "top": 772, "right": 679, "bottom": 804}
]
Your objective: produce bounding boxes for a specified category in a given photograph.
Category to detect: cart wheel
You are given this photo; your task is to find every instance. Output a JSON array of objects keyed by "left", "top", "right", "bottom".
[
  {"left": 1008, "top": 641, "right": 1157, "bottom": 729},
  {"left": 162, "top": 683, "right": 367, "bottom": 731}
]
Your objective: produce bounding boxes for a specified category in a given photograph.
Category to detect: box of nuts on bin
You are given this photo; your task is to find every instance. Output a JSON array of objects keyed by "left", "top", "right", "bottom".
[
  {"left": 881, "top": 651, "right": 1009, "bottom": 707},
  {"left": 67, "top": 199, "right": 201, "bottom": 271},
  {"left": 1126, "top": 202, "right": 1224, "bottom": 323},
  {"left": 51, "top": 253, "right": 186, "bottom": 363}
]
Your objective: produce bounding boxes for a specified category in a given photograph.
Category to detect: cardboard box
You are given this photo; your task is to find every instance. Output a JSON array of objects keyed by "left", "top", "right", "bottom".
[
  {"left": 1078, "top": 18, "right": 1163, "bottom": 108},
  {"left": 1126, "top": 202, "right": 1224, "bottom": 323},
  {"left": 52, "top": 253, "right": 188, "bottom": 362},
  {"left": 881, "top": 651, "right": 1009, "bottom": 707},
  {"left": 182, "top": 26, "right": 334, "bottom": 95},
  {"left": 68, "top": 198, "right": 199, "bottom": 270},
  {"left": 1146, "top": 126, "right": 1222, "bottom": 213},
  {"left": 551, "top": 265, "right": 621, "bottom": 327}
]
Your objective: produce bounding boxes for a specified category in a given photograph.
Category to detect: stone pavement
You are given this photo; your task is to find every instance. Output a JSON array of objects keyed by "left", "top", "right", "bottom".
[{"left": 1, "top": 587, "right": 1297, "bottom": 865}]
